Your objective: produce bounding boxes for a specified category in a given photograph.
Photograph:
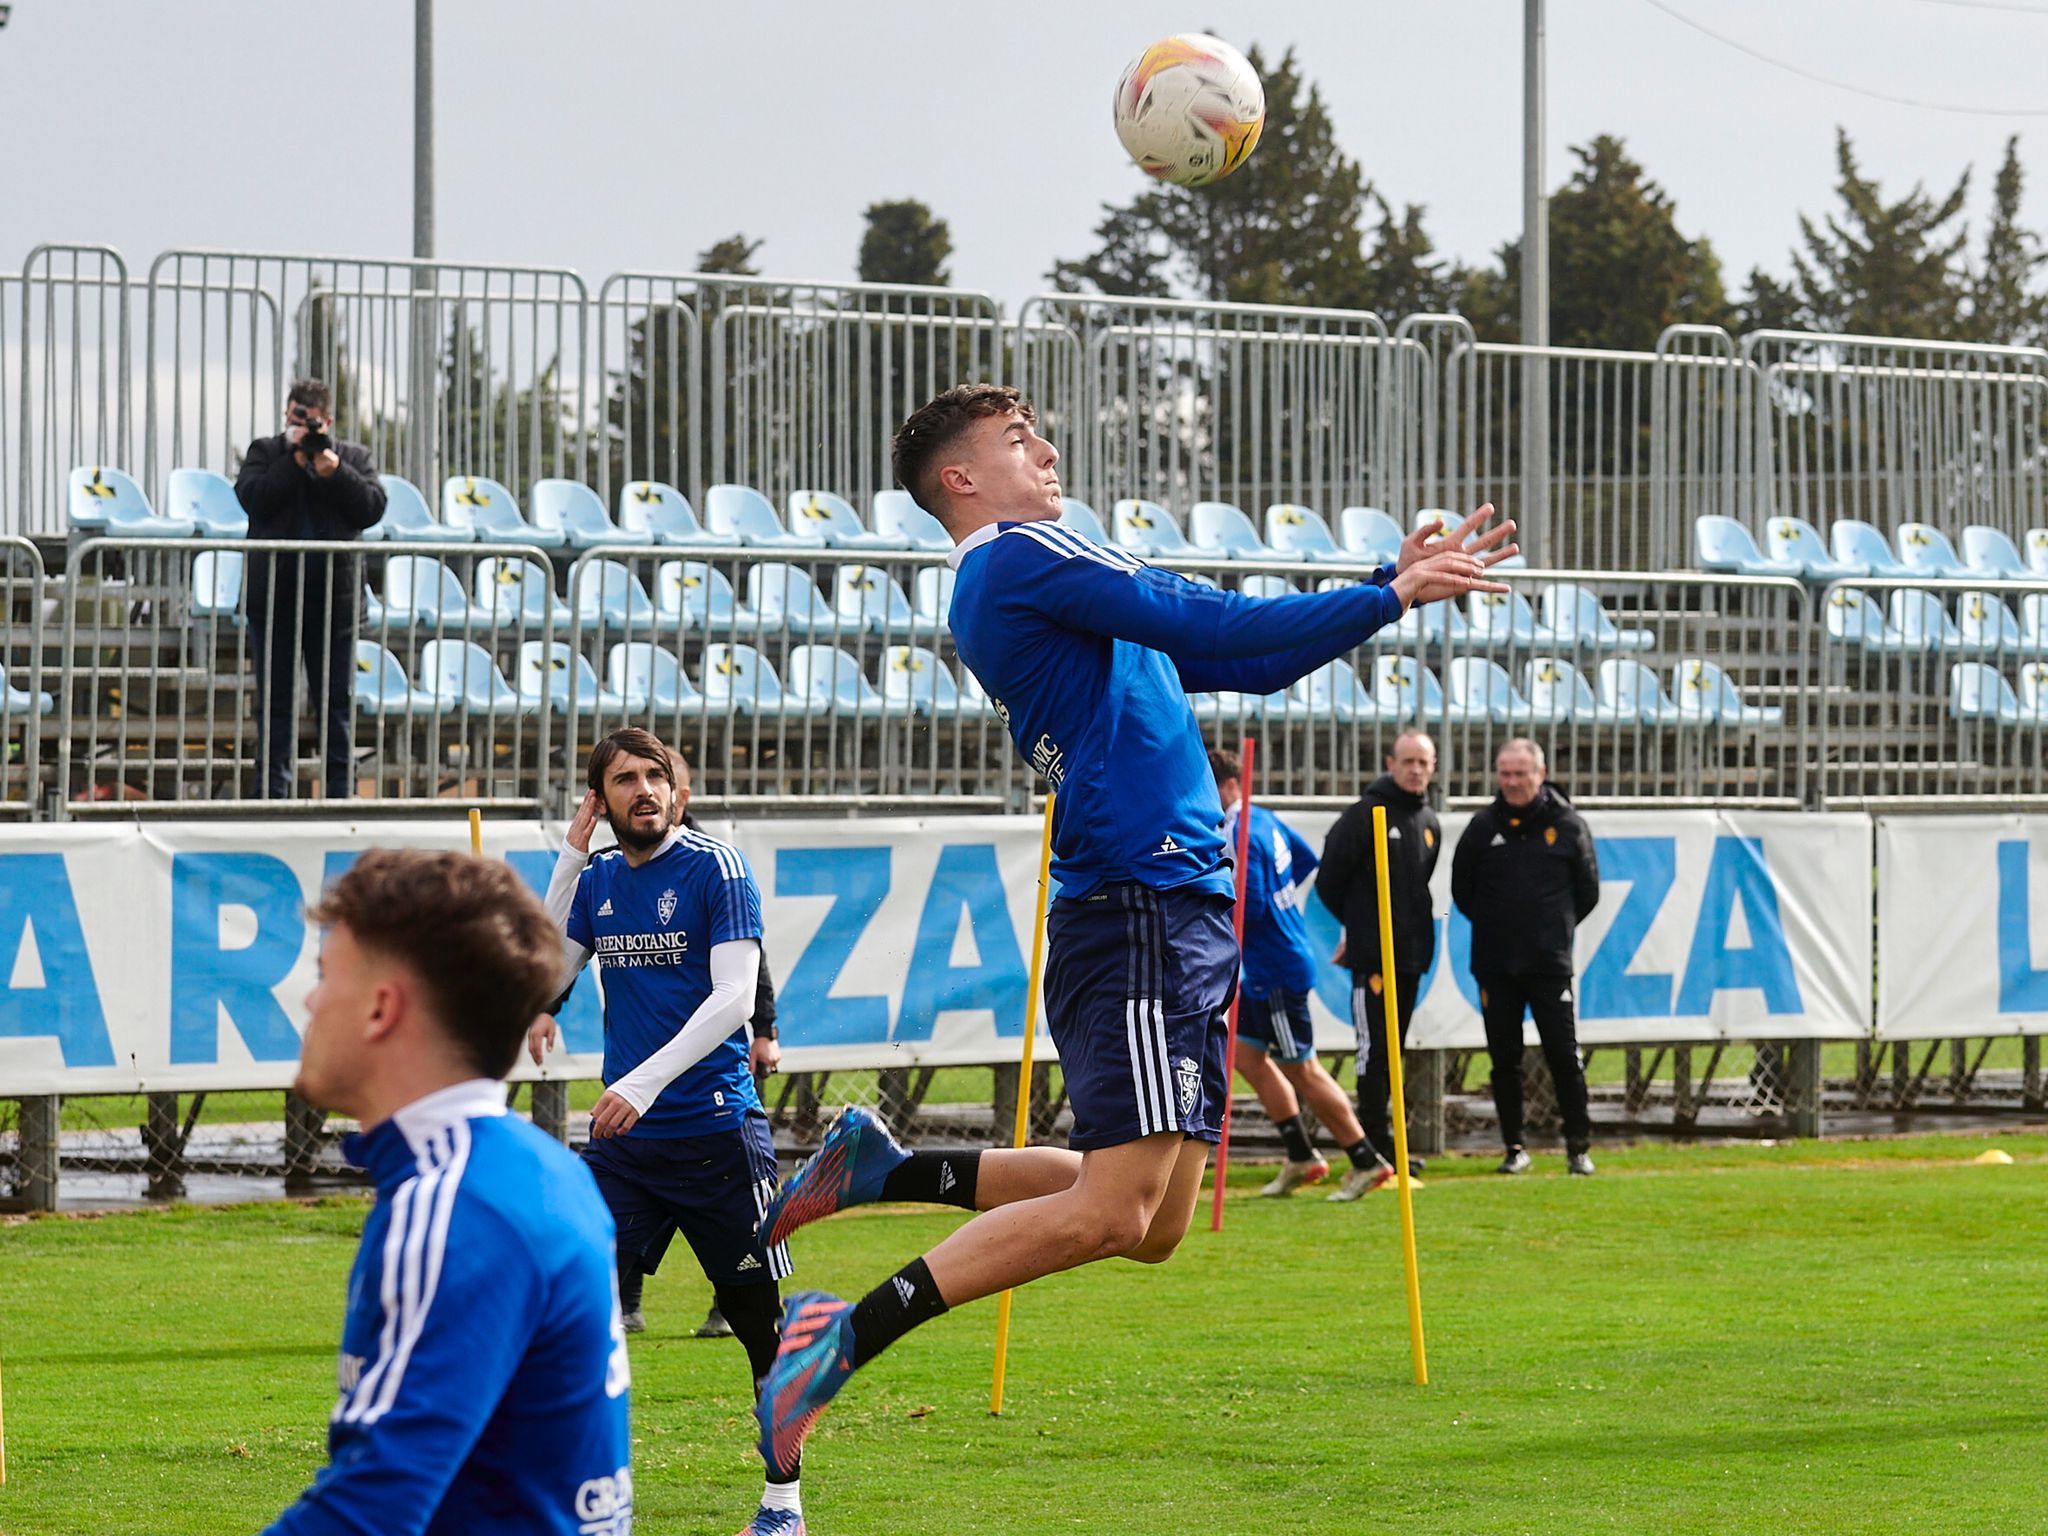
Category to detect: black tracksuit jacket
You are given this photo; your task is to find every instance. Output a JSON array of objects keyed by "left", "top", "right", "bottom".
[
  {"left": 1449, "top": 784, "right": 1600, "bottom": 977},
  {"left": 1316, "top": 774, "right": 1440, "bottom": 976}
]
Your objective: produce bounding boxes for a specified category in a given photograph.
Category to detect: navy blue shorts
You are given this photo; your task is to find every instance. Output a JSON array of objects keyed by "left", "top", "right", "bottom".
[
  {"left": 581, "top": 1111, "right": 791, "bottom": 1288},
  {"left": 1237, "top": 989, "right": 1317, "bottom": 1063},
  {"left": 1044, "top": 884, "right": 1237, "bottom": 1151}
]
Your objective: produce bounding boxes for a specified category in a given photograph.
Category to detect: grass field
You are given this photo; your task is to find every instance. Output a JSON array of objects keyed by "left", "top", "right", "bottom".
[{"left": 4, "top": 1133, "right": 2045, "bottom": 1534}]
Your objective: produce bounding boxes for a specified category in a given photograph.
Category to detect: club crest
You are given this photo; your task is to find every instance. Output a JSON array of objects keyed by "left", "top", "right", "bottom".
[
  {"left": 656, "top": 888, "right": 678, "bottom": 926},
  {"left": 1176, "top": 1056, "right": 1200, "bottom": 1117}
]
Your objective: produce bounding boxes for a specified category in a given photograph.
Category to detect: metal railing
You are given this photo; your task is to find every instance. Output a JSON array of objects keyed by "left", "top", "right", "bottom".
[
  {"left": 11, "top": 245, "right": 131, "bottom": 538},
  {"left": 2, "top": 533, "right": 47, "bottom": 812}
]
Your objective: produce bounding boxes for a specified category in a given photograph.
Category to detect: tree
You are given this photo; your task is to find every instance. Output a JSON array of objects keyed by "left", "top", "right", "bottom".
[
  {"left": 857, "top": 200, "right": 953, "bottom": 286},
  {"left": 1358, "top": 194, "right": 1461, "bottom": 321},
  {"left": 1792, "top": 128, "right": 1969, "bottom": 337},
  {"left": 1964, "top": 136, "right": 2048, "bottom": 346},
  {"left": 696, "top": 234, "right": 762, "bottom": 276},
  {"left": 1734, "top": 267, "right": 1803, "bottom": 335},
  {"left": 1049, "top": 201, "right": 1172, "bottom": 298}
]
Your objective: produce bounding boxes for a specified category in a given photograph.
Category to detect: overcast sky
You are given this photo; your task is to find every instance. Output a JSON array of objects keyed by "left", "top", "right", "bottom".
[{"left": 6, "top": 0, "right": 2048, "bottom": 313}]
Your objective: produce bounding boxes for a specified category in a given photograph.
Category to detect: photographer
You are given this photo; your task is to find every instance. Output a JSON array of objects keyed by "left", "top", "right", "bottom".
[{"left": 233, "top": 379, "right": 386, "bottom": 800}]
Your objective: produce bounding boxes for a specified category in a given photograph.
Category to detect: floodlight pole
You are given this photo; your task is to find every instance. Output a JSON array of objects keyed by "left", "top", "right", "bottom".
[
  {"left": 410, "top": 0, "right": 439, "bottom": 495},
  {"left": 1522, "top": 0, "right": 1550, "bottom": 560},
  {"left": 413, "top": 0, "right": 434, "bottom": 262}
]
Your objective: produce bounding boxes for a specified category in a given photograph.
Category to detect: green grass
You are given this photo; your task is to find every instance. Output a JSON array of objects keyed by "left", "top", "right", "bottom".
[{"left": 4, "top": 1134, "right": 2047, "bottom": 1534}]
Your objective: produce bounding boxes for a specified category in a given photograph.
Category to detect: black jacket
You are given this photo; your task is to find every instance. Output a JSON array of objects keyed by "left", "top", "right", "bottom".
[
  {"left": 1316, "top": 775, "right": 1440, "bottom": 975},
  {"left": 1450, "top": 785, "right": 1600, "bottom": 978},
  {"left": 233, "top": 433, "right": 386, "bottom": 544}
]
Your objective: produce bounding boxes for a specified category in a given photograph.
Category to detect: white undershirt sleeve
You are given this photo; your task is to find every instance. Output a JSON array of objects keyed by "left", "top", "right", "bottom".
[
  {"left": 606, "top": 938, "right": 761, "bottom": 1114},
  {"left": 547, "top": 842, "right": 594, "bottom": 992}
]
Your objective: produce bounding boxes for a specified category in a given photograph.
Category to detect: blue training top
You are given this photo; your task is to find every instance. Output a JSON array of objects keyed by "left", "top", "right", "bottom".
[
  {"left": 1226, "top": 802, "right": 1322, "bottom": 997},
  {"left": 265, "top": 1082, "right": 633, "bottom": 1536},
  {"left": 948, "top": 518, "right": 1401, "bottom": 900},
  {"left": 567, "top": 827, "right": 765, "bottom": 1137}
]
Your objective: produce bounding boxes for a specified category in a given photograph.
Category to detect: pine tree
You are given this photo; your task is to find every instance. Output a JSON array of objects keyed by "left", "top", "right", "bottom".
[
  {"left": 1358, "top": 194, "right": 1460, "bottom": 321},
  {"left": 857, "top": 200, "right": 953, "bottom": 286},
  {"left": 1965, "top": 136, "right": 2047, "bottom": 346},
  {"left": 1792, "top": 128, "right": 1969, "bottom": 337}
]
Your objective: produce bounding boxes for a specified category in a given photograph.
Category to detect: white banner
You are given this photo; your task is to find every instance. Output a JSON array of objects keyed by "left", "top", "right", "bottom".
[
  {"left": 1877, "top": 814, "right": 2048, "bottom": 1039},
  {"left": 0, "top": 810, "right": 1872, "bottom": 1096}
]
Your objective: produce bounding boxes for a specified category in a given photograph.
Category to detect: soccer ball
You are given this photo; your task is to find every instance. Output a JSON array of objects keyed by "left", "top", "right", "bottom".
[{"left": 1112, "top": 33, "right": 1266, "bottom": 188}]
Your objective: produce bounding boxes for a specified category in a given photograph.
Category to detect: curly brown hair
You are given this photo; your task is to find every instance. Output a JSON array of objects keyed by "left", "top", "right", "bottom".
[
  {"left": 586, "top": 727, "right": 677, "bottom": 796},
  {"left": 890, "top": 383, "right": 1035, "bottom": 520}
]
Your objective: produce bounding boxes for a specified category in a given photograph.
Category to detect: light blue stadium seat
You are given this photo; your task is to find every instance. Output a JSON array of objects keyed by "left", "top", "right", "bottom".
[
  {"left": 418, "top": 639, "right": 530, "bottom": 714},
  {"left": 1763, "top": 515, "right": 1858, "bottom": 581},
  {"left": 1695, "top": 515, "right": 1801, "bottom": 577},
  {"left": 369, "top": 474, "right": 458, "bottom": 543},
  {"left": 384, "top": 556, "right": 491, "bottom": 630},
  {"left": 786, "top": 644, "right": 888, "bottom": 718},
  {"left": 656, "top": 559, "right": 759, "bottom": 634},
  {"left": 1673, "top": 658, "right": 1783, "bottom": 726},
  {"left": 872, "top": 490, "right": 951, "bottom": 553},
  {"left": 912, "top": 566, "right": 955, "bottom": 632},
  {"left": 1522, "top": 658, "right": 1633, "bottom": 726},
  {"left": 167, "top": 468, "right": 249, "bottom": 539},
  {"left": 1058, "top": 499, "right": 1109, "bottom": 543},
  {"left": 67, "top": 465, "right": 196, "bottom": 538},
  {"left": 1830, "top": 519, "right": 1913, "bottom": 579},
  {"left": 2019, "top": 663, "right": 2048, "bottom": 724},
  {"left": 2021, "top": 593, "right": 2048, "bottom": 653},
  {"left": 881, "top": 645, "right": 966, "bottom": 718},
  {"left": 475, "top": 556, "right": 571, "bottom": 633},
  {"left": 1824, "top": 588, "right": 1908, "bottom": 651},
  {"left": 530, "top": 479, "right": 643, "bottom": 550},
  {"left": 1265, "top": 503, "right": 1350, "bottom": 563},
  {"left": 1446, "top": 657, "right": 1536, "bottom": 725},
  {"left": 1113, "top": 499, "right": 1198, "bottom": 559},
  {"left": 1598, "top": 658, "right": 1688, "bottom": 726},
  {"left": 1190, "top": 500, "right": 1286, "bottom": 561},
  {"left": 833, "top": 563, "right": 919, "bottom": 637},
  {"left": 1896, "top": 522, "right": 1968, "bottom": 579},
  {"left": 353, "top": 641, "right": 441, "bottom": 717},
  {"left": 191, "top": 548, "right": 244, "bottom": 623},
  {"left": 1537, "top": 583, "right": 1653, "bottom": 650},
  {"left": 2027, "top": 528, "right": 2048, "bottom": 578},
  {"left": 706, "top": 484, "right": 812, "bottom": 549},
  {"left": 516, "top": 640, "right": 633, "bottom": 716},
  {"left": 700, "top": 642, "right": 803, "bottom": 717},
  {"left": 1295, "top": 658, "right": 1378, "bottom": 722},
  {"left": 747, "top": 562, "right": 838, "bottom": 637},
  {"left": 443, "top": 476, "right": 562, "bottom": 548},
  {"left": 1188, "top": 689, "right": 1286, "bottom": 723},
  {"left": 788, "top": 490, "right": 899, "bottom": 551},
  {"left": 1373, "top": 655, "right": 1445, "bottom": 721},
  {"left": 1961, "top": 525, "right": 2035, "bottom": 582},
  {"left": 3, "top": 676, "right": 54, "bottom": 716},
  {"left": 1466, "top": 588, "right": 1557, "bottom": 650},
  {"left": 572, "top": 559, "right": 661, "bottom": 633},
  {"left": 1950, "top": 661, "right": 2024, "bottom": 725},
  {"left": 1338, "top": 506, "right": 1404, "bottom": 564},
  {"left": 362, "top": 586, "right": 388, "bottom": 631},
  {"left": 1238, "top": 573, "right": 1298, "bottom": 601},
  {"left": 607, "top": 642, "right": 700, "bottom": 717},
  {"left": 1887, "top": 588, "right": 1962, "bottom": 652},
  {"left": 1390, "top": 593, "right": 1470, "bottom": 649},
  {"left": 1956, "top": 591, "right": 2046, "bottom": 658},
  {"left": 617, "top": 481, "right": 725, "bottom": 547}
]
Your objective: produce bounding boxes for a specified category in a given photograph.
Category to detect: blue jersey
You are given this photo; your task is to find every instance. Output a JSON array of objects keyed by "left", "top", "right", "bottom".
[
  {"left": 1226, "top": 803, "right": 1322, "bottom": 998},
  {"left": 948, "top": 519, "right": 1401, "bottom": 900},
  {"left": 266, "top": 1082, "right": 632, "bottom": 1536},
  {"left": 568, "top": 828, "right": 764, "bottom": 1137}
]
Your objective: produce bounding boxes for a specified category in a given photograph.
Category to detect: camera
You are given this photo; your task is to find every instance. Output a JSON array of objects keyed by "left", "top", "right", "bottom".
[{"left": 298, "top": 425, "right": 334, "bottom": 459}]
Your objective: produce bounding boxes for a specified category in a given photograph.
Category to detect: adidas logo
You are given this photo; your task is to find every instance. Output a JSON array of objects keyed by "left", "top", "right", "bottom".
[
  {"left": 937, "top": 1162, "right": 956, "bottom": 1194},
  {"left": 1388, "top": 827, "right": 1402, "bottom": 840},
  {"left": 1155, "top": 835, "right": 1184, "bottom": 856},
  {"left": 1490, "top": 834, "right": 1506, "bottom": 847},
  {"left": 736, "top": 1253, "right": 762, "bottom": 1272},
  {"left": 892, "top": 1274, "right": 918, "bottom": 1305},
  {"left": 596, "top": 898, "right": 615, "bottom": 916}
]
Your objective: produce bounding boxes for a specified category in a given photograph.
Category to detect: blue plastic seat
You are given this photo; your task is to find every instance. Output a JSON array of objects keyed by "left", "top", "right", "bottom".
[
  {"left": 1390, "top": 593, "right": 1470, "bottom": 650},
  {"left": 1695, "top": 515, "right": 1801, "bottom": 577},
  {"left": 1446, "top": 657, "right": 1536, "bottom": 725},
  {"left": 1764, "top": 515, "right": 1859, "bottom": 581},
  {"left": 418, "top": 639, "right": 531, "bottom": 715},
  {"left": 1895, "top": 522, "right": 1968, "bottom": 579},
  {"left": 1265, "top": 503, "right": 1351, "bottom": 563},
  {"left": 1537, "top": 583, "right": 1653, "bottom": 650},
  {"left": 1951, "top": 661, "right": 2024, "bottom": 725},
  {"left": 1113, "top": 499, "right": 1198, "bottom": 559},
  {"left": 384, "top": 556, "right": 491, "bottom": 630},
  {"left": 881, "top": 645, "right": 966, "bottom": 718},
  {"left": 572, "top": 559, "right": 661, "bottom": 633},
  {"left": 1238, "top": 573, "right": 1298, "bottom": 601},
  {"left": 1956, "top": 591, "right": 2045, "bottom": 658},
  {"left": 872, "top": 490, "right": 951, "bottom": 553},
  {"left": 2019, "top": 663, "right": 2048, "bottom": 723},
  {"left": 2027, "top": 529, "right": 2048, "bottom": 578},
  {"left": 700, "top": 642, "right": 804, "bottom": 716},
  {"left": 1522, "top": 658, "right": 1632, "bottom": 725},
  {"left": 1338, "top": 507, "right": 1404, "bottom": 564},
  {"left": 1672, "top": 657, "right": 1784, "bottom": 726},
  {"left": 617, "top": 482, "right": 725, "bottom": 547},
  {"left": 1830, "top": 519, "right": 1912, "bottom": 579},
  {"left": 788, "top": 490, "right": 899, "bottom": 551},
  {"left": 67, "top": 466, "right": 196, "bottom": 538},
  {"left": 747, "top": 562, "right": 838, "bottom": 637},
  {"left": 530, "top": 479, "right": 643, "bottom": 550},
  {"left": 167, "top": 467, "right": 249, "bottom": 539},
  {"left": 1293, "top": 658, "right": 1378, "bottom": 722},
  {"left": 475, "top": 556, "right": 571, "bottom": 633},
  {"left": 1466, "top": 589, "right": 1557, "bottom": 650},
  {"left": 912, "top": 566, "right": 955, "bottom": 632},
  {"left": 1372, "top": 655, "right": 1445, "bottom": 721},
  {"left": 1190, "top": 500, "right": 1286, "bottom": 561},
  {"left": 833, "top": 564, "right": 920, "bottom": 636},
  {"left": 655, "top": 559, "right": 759, "bottom": 634},
  {"left": 786, "top": 644, "right": 889, "bottom": 718},
  {"left": 516, "top": 640, "right": 633, "bottom": 716},
  {"left": 3, "top": 676, "right": 54, "bottom": 716},
  {"left": 1887, "top": 588, "right": 1962, "bottom": 652},
  {"left": 1058, "top": 499, "right": 1110, "bottom": 543},
  {"left": 190, "top": 548, "right": 244, "bottom": 624},
  {"left": 1961, "top": 525, "right": 2035, "bottom": 582},
  {"left": 353, "top": 641, "right": 441, "bottom": 717},
  {"left": 706, "top": 484, "right": 812, "bottom": 549},
  {"left": 2021, "top": 593, "right": 2048, "bottom": 653},
  {"left": 443, "top": 476, "right": 563, "bottom": 549},
  {"left": 369, "top": 474, "right": 459, "bottom": 543},
  {"left": 1824, "top": 588, "right": 1908, "bottom": 651},
  {"left": 1598, "top": 658, "right": 1688, "bottom": 726},
  {"left": 607, "top": 643, "right": 699, "bottom": 717}
]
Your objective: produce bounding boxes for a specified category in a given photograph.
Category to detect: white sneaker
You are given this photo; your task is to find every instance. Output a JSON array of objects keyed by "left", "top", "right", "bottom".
[
  {"left": 1497, "top": 1146, "right": 1533, "bottom": 1175},
  {"left": 1259, "top": 1156, "right": 1330, "bottom": 1197},
  {"left": 1326, "top": 1161, "right": 1396, "bottom": 1202},
  {"left": 1567, "top": 1150, "right": 1596, "bottom": 1177}
]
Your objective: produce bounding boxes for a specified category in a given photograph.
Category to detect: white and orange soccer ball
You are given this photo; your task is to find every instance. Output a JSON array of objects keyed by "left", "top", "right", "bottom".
[{"left": 1112, "top": 33, "right": 1266, "bottom": 188}]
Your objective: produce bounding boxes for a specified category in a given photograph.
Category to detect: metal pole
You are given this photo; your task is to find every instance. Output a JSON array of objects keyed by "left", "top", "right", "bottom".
[
  {"left": 413, "top": 0, "right": 435, "bottom": 262},
  {"left": 1522, "top": 0, "right": 1550, "bottom": 559}
]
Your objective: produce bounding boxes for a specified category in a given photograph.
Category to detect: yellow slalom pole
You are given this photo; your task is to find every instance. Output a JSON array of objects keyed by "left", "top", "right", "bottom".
[
  {"left": 1, "top": 1356, "right": 8, "bottom": 1485},
  {"left": 468, "top": 807, "right": 483, "bottom": 858},
  {"left": 990, "top": 791, "right": 1057, "bottom": 1417},
  {"left": 1373, "top": 805, "right": 1429, "bottom": 1386}
]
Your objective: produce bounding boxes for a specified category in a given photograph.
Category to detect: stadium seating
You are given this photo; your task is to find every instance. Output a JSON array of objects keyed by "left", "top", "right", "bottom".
[
  {"left": 747, "top": 563, "right": 839, "bottom": 637},
  {"left": 2020, "top": 592, "right": 2048, "bottom": 651},
  {"left": 787, "top": 490, "right": 901, "bottom": 551},
  {"left": 1058, "top": 499, "right": 1109, "bottom": 543},
  {"left": 656, "top": 560, "right": 758, "bottom": 634},
  {"left": 1522, "top": 658, "right": 1631, "bottom": 725},
  {"left": 1673, "top": 658, "right": 1783, "bottom": 726},
  {"left": 167, "top": 468, "right": 249, "bottom": 539},
  {"left": 1389, "top": 591, "right": 1470, "bottom": 648},
  {"left": 1538, "top": 583, "right": 1654, "bottom": 650},
  {"left": 786, "top": 645, "right": 889, "bottom": 718},
  {"left": 872, "top": 490, "right": 951, "bottom": 553},
  {"left": 1598, "top": 659, "right": 1689, "bottom": 725},
  {"left": 704, "top": 485, "right": 809, "bottom": 550},
  {"left": 1373, "top": 655, "right": 1445, "bottom": 720},
  {"left": 2028, "top": 529, "right": 2048, "bottom": 577},
  {"left": 617, "top": 482, "right": 724, "bottom": 547},
  {"left": 700, "top": 643, "right": 803, "bottom": 716},
  {"left": 1896, "top": 522, "right": 1969, "bottom": 579},
  {"left": 1950, "top": 662, "right": 2025, "bottom": 725},
  {"left": 1338, "top": 506, "right": 1403, "bottom": 564},
  {"left": 529, "top": 479, "right": 642, "bottom": 550},
  {"left": 881, "top": 645, "right": 966, "bottom": 718},
  {"left": 516, "top": 641, "right": 637, "bottom": 715},
  {"left": 1446, "top": 657, "right": 1537, "bottom": 725},
  {"left": 571, "top": 560, "right": 661, "bottom": 633},
  {"left": 3, "top": 676, "right": 54, "bottom": 716},
  {"left": 190, "top": 549, "right": 243, "bottom": 622},
  {"left": 2020, "top": 663, "right": 2048, "bottom": 722},
  {"left": 912, "top": 566, "right": 955, "bottom": 632},
  {"left": 1238, "top": 573, "right": 1297, "bottom": 601},
  {"left": 1466, "top": 588, "right": 1558, "bottom": 649},
  {"left": 1296, "top": 658, "right": 1378, "bottom": 722},
  {"left": 368, "top": 475, "right": 459, "bottom": 543},
  {"left": 67, "top": 466, "right": 196, "bottom": 539},
  {"left": 443, "top": 476, "right": 562, "bottom": 549},
  {"left": 1830, "top": 519, "right": 1913, "bottom": 579},
  {"left": 1113, "top": 499, "right": 1199, "bottom": 559},
  {"left": 1887, "top": 588, "right": 1963, "bottom": 652},
  {"left": 832, "top": 564, "right": 920, "bottom": 637},
  {"left": 1763, "top": 516, "right": 1858, "bottom": 581},
  {"left": 1190, "top": 501, "right": 1284, "bottom": 561},
  {"left": 418, "top": 640, "right": 530, "bottom": 714},
  {"left": 384, "top": 556, "right": 491, "bottom": 630},
  {"left": 1955, "top": 592, "right": 2045, "bottom": 658},
  {"left": 1695, "top": 516, "right": 1802, "bottom": 577},
  {"left": 607, "top": 642, "right": 705, "bottom": 716},
  {"left": 352, "top": 642, "right": 441, "bottom": 717},
  {"left": 1265, "top": 503, "right": 1350, "bottom": 563},
  {"left": 1824, "top": 588, "right": 1910, "bottom": 651},
  {"left": 475, "top": 557, "right": 571, "bottom": 633},
  {"left": 1961, "top": 525, "right": 2036, "bottom": 582}
]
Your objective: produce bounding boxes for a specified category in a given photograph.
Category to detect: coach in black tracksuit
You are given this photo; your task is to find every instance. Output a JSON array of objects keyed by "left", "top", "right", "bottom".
[
  {"left": 1317, "top": 729, "right": 1440, "bottom": 1172},
  {"left": 233, "top": 378, "right": 386, "bottom": 800},
  {"left": 1451, "top": 738, "right": 1601, "bottom": 1175}
]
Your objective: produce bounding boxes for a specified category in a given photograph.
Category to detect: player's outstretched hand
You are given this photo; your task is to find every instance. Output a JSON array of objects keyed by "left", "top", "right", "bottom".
[
  {"left": 1396, "top": 503, "right": 1519, "bottom": 574},
  {"left": 526, "top": 1014, "right": 558, "bottom": 1067},
  {"left": 589, "top": 1089, "right": 641, "bottom": 1139},
  {"left": 1391, "top": 545, "right": 1512, "bottom": 610},
  {"left": 565, "top": 789, "right": 603, "bottom": 855}
]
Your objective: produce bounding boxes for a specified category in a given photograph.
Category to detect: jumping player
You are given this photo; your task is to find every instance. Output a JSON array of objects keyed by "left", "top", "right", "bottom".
[{"left": 749, "top": 384, "right": 1515, "bottom": 1484}]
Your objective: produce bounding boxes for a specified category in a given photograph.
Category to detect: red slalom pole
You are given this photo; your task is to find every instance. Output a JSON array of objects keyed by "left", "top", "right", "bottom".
[{"left": 1209, "top": 736, "right": 1256, "bottom": 1233}]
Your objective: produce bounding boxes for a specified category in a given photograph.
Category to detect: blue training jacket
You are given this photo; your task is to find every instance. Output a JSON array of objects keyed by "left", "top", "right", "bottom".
[
  {"left": 1226, "top": 802, "right": 1323, "bottom": 997},
  {"left": 265, "top": 1081, "right": 633, "bottom": 1536},
  {"left": 948, "top": 518, "right": 1401, "bottom": 900}
]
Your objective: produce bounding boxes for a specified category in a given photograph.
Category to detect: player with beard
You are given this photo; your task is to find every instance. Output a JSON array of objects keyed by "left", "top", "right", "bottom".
[{"left": 530, "top": 727, "right": 801, "bottom": 1536}]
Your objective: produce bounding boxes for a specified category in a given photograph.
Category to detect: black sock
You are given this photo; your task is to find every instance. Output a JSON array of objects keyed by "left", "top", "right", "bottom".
[
  {"left": 716, "top": 1283, "right": 798, "bottom": 1481},
  {"left": 1275, "top": 1113, "right": 1316, "bottom": 1163},
  {"left": 1343, "top": 1137, "right": 1381, "bottom": 1172},
  {"left": 617, "top": 1250, "right": 645, "bottom": 1313},
  {"left": 879, "top": 1150, "right": 981, "bottom": 1210},
  {"left": 848, "top": 1257, "right": 949, "bottom": 1367}
]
